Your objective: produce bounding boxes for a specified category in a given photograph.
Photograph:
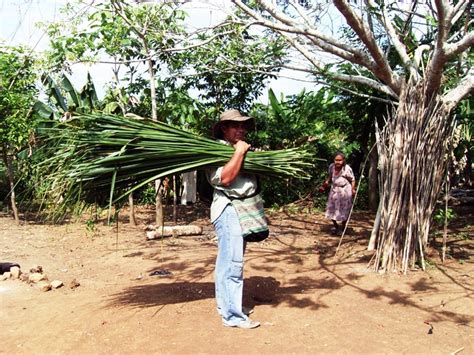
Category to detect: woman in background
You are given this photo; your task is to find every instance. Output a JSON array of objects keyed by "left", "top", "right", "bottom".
[{"left": 320, "top": 152, "right": 356, "bottom": 235}]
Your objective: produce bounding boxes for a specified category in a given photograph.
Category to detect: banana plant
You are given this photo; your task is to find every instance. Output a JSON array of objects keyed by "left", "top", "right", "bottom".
[{"left": 33, "top": 72, "right": 101, "bottom": 120}]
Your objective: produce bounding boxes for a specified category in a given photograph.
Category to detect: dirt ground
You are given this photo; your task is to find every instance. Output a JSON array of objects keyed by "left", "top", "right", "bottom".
[{"left": 0, "top": 203, "right": 473, "bottom": 354}]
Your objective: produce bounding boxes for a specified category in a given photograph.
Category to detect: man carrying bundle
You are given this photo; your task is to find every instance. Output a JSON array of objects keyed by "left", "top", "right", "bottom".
[{"left": 207, "top": 109, "right": 263, "bottom": 329}]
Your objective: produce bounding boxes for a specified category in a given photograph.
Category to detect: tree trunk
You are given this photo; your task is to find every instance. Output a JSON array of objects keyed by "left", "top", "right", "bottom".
[
  {"left": 112, "top": 62, "right": 137, "bottom": 226},
  {"left": 368, "top": 145, "right": 378, "bottom": 212},
  {"left": 146, "top": 224, "right": 202, "bottom": 240},
  {"left": 128, "top": 192, "right": 136, "bottom": 226},
  {"left": 181, "top": 171, "right": 197, "bottom": 205},
  {"left": 143, "top": 40, "right": 164, "bottom": 228},
  {"left": 155, "top": 180, "right": 164, "bottom": 227},
  {"left": 172, "top": 175, "right": 177, "bottom": 224},
  {"left": 464, "top": 148, "right": 472, "bottom": 187},
  {"left": 370, "top": 81, "right": 455, "bottom": 273},
  {"left": 368, "top": 202, "right": 381, "bottom": 251},
  {"left": 2, "top": 146, "right": 20, "bottom": 224}
]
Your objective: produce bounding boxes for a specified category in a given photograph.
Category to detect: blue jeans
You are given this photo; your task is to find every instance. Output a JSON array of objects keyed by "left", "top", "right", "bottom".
[{"left": 213, "top": 204, "right": 248, "bottom": 325}]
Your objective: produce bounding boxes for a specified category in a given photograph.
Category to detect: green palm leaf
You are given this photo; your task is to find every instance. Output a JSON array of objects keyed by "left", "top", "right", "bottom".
[{"left": 32, "top": 113, "right": 315, "bottom": 219}]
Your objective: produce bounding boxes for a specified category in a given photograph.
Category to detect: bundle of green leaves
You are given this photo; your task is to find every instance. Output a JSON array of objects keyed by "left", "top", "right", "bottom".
[{"left": 32, "top": 113, "right": 314, "bottom": 213}]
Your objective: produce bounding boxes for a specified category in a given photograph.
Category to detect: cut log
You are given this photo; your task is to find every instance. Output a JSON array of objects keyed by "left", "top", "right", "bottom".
[{"left": 146, "top": 225, "right": 203, "bottom": 240}]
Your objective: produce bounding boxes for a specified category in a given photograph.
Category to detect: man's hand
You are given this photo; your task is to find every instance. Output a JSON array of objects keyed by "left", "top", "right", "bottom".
[{"left": 233, "top": 140, "right": 251, "bottom": 155}]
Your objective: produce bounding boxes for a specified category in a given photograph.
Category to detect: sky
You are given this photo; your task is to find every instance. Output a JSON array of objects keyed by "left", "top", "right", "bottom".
[
  {"left": 0, "top": 0, "right": 118, "bottom": 97},
  {"left": 0, "top": 0, "right": 317, "bottom": 103}
]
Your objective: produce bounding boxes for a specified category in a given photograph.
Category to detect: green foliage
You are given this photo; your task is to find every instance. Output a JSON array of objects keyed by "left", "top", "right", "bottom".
[
  {"left": 43, "top": 1, "right": 186, "bottom": 70},
  {"left": 137, "top": 183, "right": 156, "bottom": 205},
  {"left": 20, "top": 70, "right": 105, "bottom": 218},
  {"left": 153, "top": 85, "right": 214, "bottom": 134},
  {"left": 176, "top": 21, "right": 286, "bottom": 112},
  {"left": 353, "top": 178, "right": 369, "bottom": 210},
  {"left": 0, "top": 45, "right": 41, "bottom": 217},
  {"left": 433, "top": 207, "right": 456, "bottom": 226},
  {"left": 34, "top": 72, "right": 102, "bottom": 120},
  {"left": 85, "top": 217, "right": 96, "bottom": 233},
  {"left": 0, "top": 45, "right": 39, "bottom": 150},
  {"left": 248, "top": 87, "right": 362, "bottom": 206},
  {"left": 21, "top": 0, "right": 292, "bottom": 216},
  {"left": 42, "top": 0, "right": 190, "bottom": 117},
  {"left": 30, "top": 0, "right": 408, "bottom": 215},
  {"left": 451, "top": 95, "right": 473, "bottom": 187},
  {"left": 43, "top": 0, "right": 284, "bottom": 130}
]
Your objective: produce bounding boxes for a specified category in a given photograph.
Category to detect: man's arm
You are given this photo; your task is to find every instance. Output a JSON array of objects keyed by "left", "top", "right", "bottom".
[{"left": 220, "top": 140, "right": 250, "bottom": 186}]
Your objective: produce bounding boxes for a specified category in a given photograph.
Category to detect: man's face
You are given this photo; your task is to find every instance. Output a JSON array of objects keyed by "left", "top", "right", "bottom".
[{"left": 222, "top": 121, "right": 248, "bottom": 144}]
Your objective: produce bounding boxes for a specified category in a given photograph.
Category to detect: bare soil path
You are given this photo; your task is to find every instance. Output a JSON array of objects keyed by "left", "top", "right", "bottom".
[{"left": 0, "top": 205, "right": 472, "bottom": 354}]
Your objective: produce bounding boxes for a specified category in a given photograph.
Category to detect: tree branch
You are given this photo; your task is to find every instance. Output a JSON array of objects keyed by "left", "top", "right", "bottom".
[
  {"left": 290, "top": 1, "right": 313, "bottom": 27},
  {"left": 278, "top": 39, "right": 398, "bottom": 98},
  {"left": 426, "top": 0, "right": 453, "bottom": 100},
  {"left": 367, "top": 0, "right": 419, "bottom": 80},
  {"left": 434, "top": 0, "right": 452, "bottom": 45},
  {"left": 414, "top": 45, "right": 431, "bottom": 70},
  {"left": 443, "top": 69, "right": 474, "bottom": 108},
  {"left": 248, "top": 0, "right": 345, "bottom": 50},
  {"left": 162, "top": 29, "right": 236, "bottom": 52},
  {"left": 449, "top": 0, "right": 472, "bottom": 25},
  {"left": 333, "top": 0, "right": 400, "bottom": 91},
  {"left": 232, "top": 0, "right": 376, "bottom": 70},
  {"left": 233, "top": 0, "right": 401, "bottom": 96},
  {"left": 329, "top": 72, "right": 398, "bottom": 98},
  {"left": 445, "top": 31, "right": 474, "bottom": 58},
  {"left": 180, "top": 58, "right": 396, "bottom": 105}
]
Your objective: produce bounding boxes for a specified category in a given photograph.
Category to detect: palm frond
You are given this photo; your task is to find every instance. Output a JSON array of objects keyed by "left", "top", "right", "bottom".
[{"left": 31, "top": 113, "right": 315, "bottom": 219}]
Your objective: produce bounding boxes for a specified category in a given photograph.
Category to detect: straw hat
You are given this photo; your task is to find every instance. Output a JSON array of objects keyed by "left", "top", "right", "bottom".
[{"left": 212, "top": 109, "right": 255, "bottom": 139}]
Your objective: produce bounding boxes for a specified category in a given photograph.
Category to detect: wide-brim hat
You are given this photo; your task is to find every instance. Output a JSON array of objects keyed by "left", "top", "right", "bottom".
[{"left": 212, "top": 109, "right": 255, "bottom": 139}]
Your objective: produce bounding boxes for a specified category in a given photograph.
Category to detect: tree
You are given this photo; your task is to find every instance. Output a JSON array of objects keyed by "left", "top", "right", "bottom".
[
  {"left": 42, "top": 0, "right": 285, "bottom": 224},
  {"left": 176, "top": 21, "right": 286, "bottom": 113},
  {"left": 231, "top": 0, "right": 473, "bottom": 273},
  {"left": 44, "top": 0, "right": 189, "bottom": 225},
  {"left": 0, "top": 45, "right": 39, "bottom": 224}
]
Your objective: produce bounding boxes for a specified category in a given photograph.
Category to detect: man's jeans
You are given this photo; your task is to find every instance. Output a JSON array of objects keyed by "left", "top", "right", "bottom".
[{"left": 213, "top": 204, "right": 248, "bottom": 325}]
